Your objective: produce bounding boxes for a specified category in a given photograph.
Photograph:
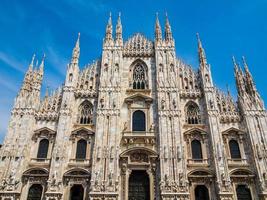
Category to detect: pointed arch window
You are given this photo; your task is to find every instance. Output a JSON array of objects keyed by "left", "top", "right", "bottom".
[
  {"left": 132, "top": 110, "right": 146, "bottom": 131},
  {"left": 76, "top": 139, "right": 87, "bottom": 159},
  {"left": 132, "top": 64, "right": 147, "bottom": 89},
  {"left": 37, "top": 139, "right": 49, "bottom": 159},
  {"left": 27, "top": 184, "right": 43, "bottom": 200},
  {"left": 78, "top": 101, "right": 93, "bottom": 124},
  {"left": 191, "top": 139, "right": 203, "bottom": 159},
  {"left": 229, "top": 139, "right": 241, "bottom": 159},
  {"left": 186, "top": 102, "right": 201, "bottom": 124}
]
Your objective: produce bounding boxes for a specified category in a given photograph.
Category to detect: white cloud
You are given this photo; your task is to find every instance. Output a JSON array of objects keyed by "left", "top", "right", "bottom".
[
  {"left": 46, "top": 46, "right": 68, "bottom": 76},
  {"left": 0, "top": 78, "right": 19, "bottom": 93},
  {"left": 0, "top": 51, "right": 27, "bottom": 73}
]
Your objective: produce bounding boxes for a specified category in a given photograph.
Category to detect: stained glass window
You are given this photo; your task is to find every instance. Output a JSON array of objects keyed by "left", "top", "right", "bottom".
[
  {"left": 133, "top": 64, "right": 146, "bottom": 89},
  {"left": 78, "top": 101, "right": 93, "bottom": 124},
  {"left": 186, "top": 102, "right": 201, "bottom": 124}
]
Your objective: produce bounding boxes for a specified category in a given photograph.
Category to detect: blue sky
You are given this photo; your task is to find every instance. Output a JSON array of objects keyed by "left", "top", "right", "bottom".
[{"left": 0, "top": 0, "right": 267, "bottom": 143}]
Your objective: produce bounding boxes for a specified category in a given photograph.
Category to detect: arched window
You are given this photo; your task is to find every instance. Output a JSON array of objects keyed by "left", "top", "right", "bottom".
[
  {"left": 76, "top": 139, "right": 87, "bottom": 159},
  {"left": 37, "top": 139, "right": 49, "bottom": 159},
  {"left": 186, "top": 102, "right": 201, "bottom": 124},
  {"left": 132, "top": 64, "right": 146, "bottom": 89},
  {"left": 229, "top": 140, "right": 241, "bottom": 159},
  {"left": 27, "top": 184, "right": 43, "bottom": 200},
  {"left": 195, "top": 185, "right": 210, "bottom": 200},
  {"left": 236, "top": 185, "right": 252, "bottom": 200},
  {"left": 132, "top": 110, "right": 146, "bottom": 131},
  {"left": 78, "top": 101, "right": 93, "bottom": 124},
  {"left": 191, "top": 139, "right": 203, "bottom": 159}
]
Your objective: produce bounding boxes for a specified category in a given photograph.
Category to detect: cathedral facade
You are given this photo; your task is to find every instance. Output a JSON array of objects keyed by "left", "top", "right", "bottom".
[{"left": 0, "top": 14, "right": 267, "bottom": 200}]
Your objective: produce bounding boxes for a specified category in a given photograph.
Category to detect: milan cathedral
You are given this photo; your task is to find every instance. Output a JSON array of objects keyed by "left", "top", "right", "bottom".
[{"left": 0, "top": 13, "right": 266, "bottom": 200}]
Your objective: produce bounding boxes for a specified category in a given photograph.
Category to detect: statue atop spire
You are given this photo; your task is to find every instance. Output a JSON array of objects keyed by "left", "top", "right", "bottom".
[
  {"left": 39, "top": 53, "right": 45, "bottom": 75},
  {"left": 164, "top": 13, "right": 173, "bottom": 42},
  {"left": 115, "top": 12, "right": 123, "bottom": 45},
  {"left": 29, "top": 53, "right": 35, "bottom": 72},
  {"left": 197, "top": 33, "right": 207, "bottom": 69},
  {"left": 242, "top": 56, "right": 257, "bottom": 96},
  {"left": 71, "top": 33, "right": 80, "bottom": 65},
  {"left": 105, "top": 12, "right": 113, "bottom": 42},
  {"left": 233, "top": 56, "right": 264, "bottom": 110},
  {"left": 155, "top": 12, "right": 162, "bottom": 41}
]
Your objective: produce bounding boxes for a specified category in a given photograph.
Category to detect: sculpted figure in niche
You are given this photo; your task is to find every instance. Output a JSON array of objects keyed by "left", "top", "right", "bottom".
[
  {"left": 108, "top": 171, "right": 113, "bottom": 186},
  {"left": 172, "top": 99, "right": 177, "bottom": 109},
  {"left": 205, "top": 74, "right": 210, "bottom": 84},
  {"left": 122, "top": 122, "right": 127, "bottom": 132},
  {"left": 149, "top": 123, "right": 155, "bottom": 132},
  {"left": 161, "top": 99, "right": 165, "bottom": 110}
]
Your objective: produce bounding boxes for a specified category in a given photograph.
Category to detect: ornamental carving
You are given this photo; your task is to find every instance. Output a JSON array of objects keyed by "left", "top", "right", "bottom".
[
  {"left": 123, "top": 33, "right": 154, "bottom": 57},
  {"left": 130, "top": 152, "right": 149, "bottom": 163}
]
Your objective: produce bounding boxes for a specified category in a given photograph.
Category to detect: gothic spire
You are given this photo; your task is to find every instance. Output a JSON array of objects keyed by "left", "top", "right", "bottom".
[
  {"left": 233, "top": 56, "right": 245, "bottom": 96},
  {"left": 242, "top": 56, "right": 257, "bottom": 95},
  {"left": 232, "top": 56, "right": 239, "bottom": 74},
  {"left": 197, "top": 33, "right": 207, "bottom": 68},
  {"left": 155, "top": 12, "right": 162, "bottom": 41},
  {"left": 242, "top": 56, "right": 252, "bottom": 77},
  {"left": 71, "top": 33, "right": 80, "bottom": 65},
  {"left": 105, "top": 12, "right": 113, "bottom": 42},
  {"left": 115, "top": 12, "right": 123, "bottom": 44},
  {"left": 164, "top": 13, "right": 173, "bottom": 41}
]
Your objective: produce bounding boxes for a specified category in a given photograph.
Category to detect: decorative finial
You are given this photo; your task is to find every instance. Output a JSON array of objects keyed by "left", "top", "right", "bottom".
[
  {"left": 226, "top": 84, "right": 230, "bottom": 96},
  {"left": 197, "top": 33, "right": 207, "bottom": 67},
  {"left": 196, "top": 33, "right": 200, "bottom": 42},
  {"left": 108, "top": 12, "right": 112, "bottom": 25},
  {"left": 71, "top": 33, "right": 80, "bottom": 65},
  {"left": 164, "top": 12, "right": 172, "bottom": 41},
  {"left": 105, "top": 12, "right": 113, "bottom": 42},
  {"left": 232, "top": 56, "right": 239, "bottom": 71},
  {"left": 45, "top": 86, "right": 49, "bottom": 98},
  {"left": 242, "top": 56, "right": 249, "bottom": 70},
  {"left": 76, "top": 32, "right": 80, "bottom": 47},
  {"left": 155, "top": 12, "right": 162, "bottom": 41},
  {"left": 196, "top": 33, "right": 203, "bottom": 48},
  {"left": 116, "top": 12, "right": 122, "bottom": 43}
]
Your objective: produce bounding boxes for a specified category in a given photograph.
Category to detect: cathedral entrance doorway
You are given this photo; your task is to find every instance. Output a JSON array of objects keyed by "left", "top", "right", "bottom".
[
  {"left": 27, "top": 184, "right": 43, "bottom": 200},
  {"left": 70, "top": 185, "right": 84, "bottom": 200},
  {"left": 194, "top": 185, "right": 210, "bottom": 200},
  {"left": 236, "top": 185, "right": 252, "bottom": 200},
  {"left": 128, "top": 170, "right": 150, "bottom": 200}
]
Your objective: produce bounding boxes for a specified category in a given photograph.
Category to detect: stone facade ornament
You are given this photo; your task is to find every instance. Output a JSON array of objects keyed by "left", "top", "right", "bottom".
[{"left": 0, "top": 14, "right": 266, "bottom": 200}]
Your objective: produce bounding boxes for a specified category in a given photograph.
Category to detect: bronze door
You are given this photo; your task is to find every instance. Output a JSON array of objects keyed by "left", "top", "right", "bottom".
[{"left": 128, "top": 170, "right": 150, "bottom": 200}]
